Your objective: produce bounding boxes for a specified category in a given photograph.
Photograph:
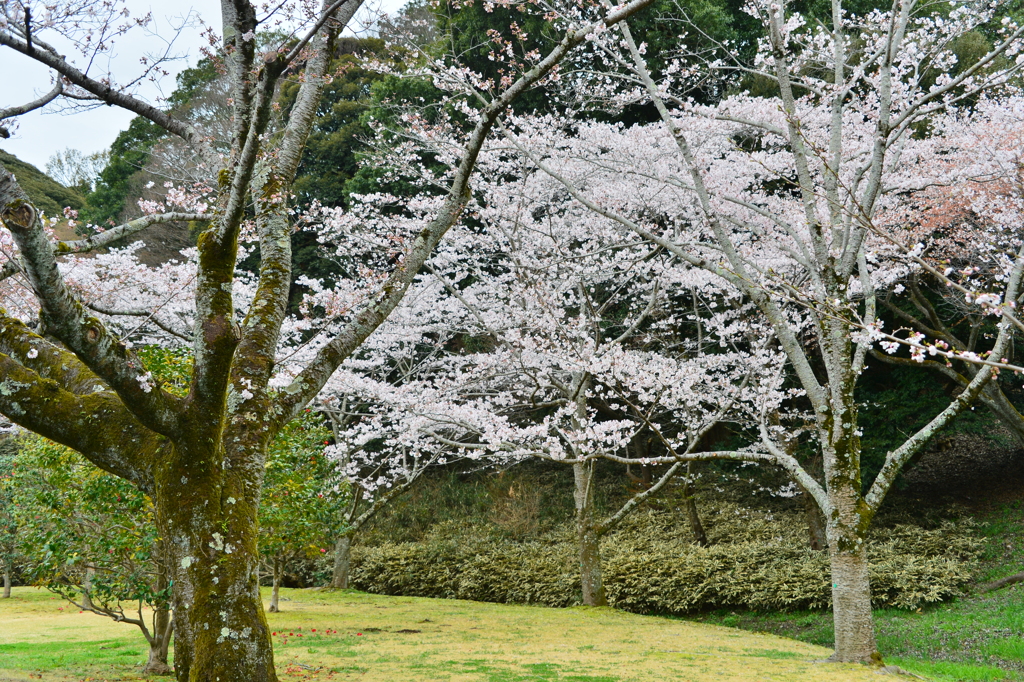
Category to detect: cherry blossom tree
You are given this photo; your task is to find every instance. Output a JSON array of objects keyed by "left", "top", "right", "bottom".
[
  {"left": 478, "top": 0, "right": 1024, "bottom": 664},
  {"left": 308, "top": 143, "right": 793, "bottom": 604},
  {"left": 0, "top": 0, "right": 659, "bottom": 679}
]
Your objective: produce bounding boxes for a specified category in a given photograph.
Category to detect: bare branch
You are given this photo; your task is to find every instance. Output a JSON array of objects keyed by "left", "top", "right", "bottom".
[
  {"left": 0, "top": 32, "right": 212, "bottom": 159},
  {"left": 0, "top": 79, "right": 62, "bottom": 138}
]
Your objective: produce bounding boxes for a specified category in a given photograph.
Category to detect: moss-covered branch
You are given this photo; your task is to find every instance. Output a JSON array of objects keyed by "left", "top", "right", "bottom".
[
  {"left": 230, "top": 1, "right": 351, "bottom": 432},
  {"left": 0, "top": 309, "right": 108, "bottom": 395},
  {"left": 0, "top": 164, "right": 185, "bottom": 437},
  {"left": 0, "top": 352, "right": 157, "bottom": 491}
]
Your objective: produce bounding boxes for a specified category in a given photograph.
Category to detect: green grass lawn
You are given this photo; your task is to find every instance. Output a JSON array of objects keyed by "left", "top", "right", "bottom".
[{"left": 0, "top": 587, "right": 885, "bottom": 682}]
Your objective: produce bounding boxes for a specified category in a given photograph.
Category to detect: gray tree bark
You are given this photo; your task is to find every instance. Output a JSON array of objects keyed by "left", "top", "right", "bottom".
[
  {"left": 268, "top": 560, "right": 282, "bottom": 613},
  {"left": 681, "top": 464, "right": 708, "bottom": 547},
  {"left": 331, "top": 535, "right": 352, "bottom": 590},
  {"left": 827, "top": 544, "right": 879, "bottom": 664},
  {"left": 573, "top": 461, "right": 607, "bottom": 606}
]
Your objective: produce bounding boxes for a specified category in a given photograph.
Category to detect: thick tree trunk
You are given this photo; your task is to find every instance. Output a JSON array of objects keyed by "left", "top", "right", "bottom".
[
  {"left": 573, "top": 461, "right": 606, "bottom": 607},
  {"left": 268, "top": 561, "right": 282, "bottom": 613},
  {"left": 827, "top": 544, "right": 879, "bottom": 664},
  {"left": 155, "top": 443, "right": 277, "bottom": 682},
  {"left": 331, "top": 535, "right": 351, "bottom": 590},
  {"left": 2, "top": 564, "right": 10, "bottom": 598},
  {"left": 823, "top": 431, "right": 880, "bottom": 665}
]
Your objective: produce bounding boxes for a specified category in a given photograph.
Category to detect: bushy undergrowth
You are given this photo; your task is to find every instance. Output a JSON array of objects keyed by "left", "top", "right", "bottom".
[{"left": 351, "top": 502, "right": 981, "bottom": 614}]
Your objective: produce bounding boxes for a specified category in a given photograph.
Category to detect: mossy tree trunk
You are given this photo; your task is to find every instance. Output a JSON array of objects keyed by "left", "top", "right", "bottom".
[
  {"left": 2, "top": 564, "right": 10, "bottom": 598},
  {"left": 155, "top": 438, "right": 275, "bottom": 680},
  {"left": 817, "top": 394, "right": 878, "bottom": 663},
  {"left": 810, "top": 324, "right": 1011, "bottom": 663}
]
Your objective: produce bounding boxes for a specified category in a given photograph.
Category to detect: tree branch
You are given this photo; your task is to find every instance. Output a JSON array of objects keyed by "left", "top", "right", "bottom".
[
  {"left": 0, "top": 79, "right": 63, "bottom": 138},
  {"left": 0, "top": 32, "right": 212, "bottom": 158},
  {"left": 0, "top": 212, "right": 211, "bottom": 284},
  {"left": 0, "top": 351, "right": 158, "bottom": 491}
]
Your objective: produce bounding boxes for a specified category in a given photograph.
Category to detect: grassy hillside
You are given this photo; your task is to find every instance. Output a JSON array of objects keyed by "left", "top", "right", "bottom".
[{"left": 0, "top": 150, "right": 85, "bottom": 218}]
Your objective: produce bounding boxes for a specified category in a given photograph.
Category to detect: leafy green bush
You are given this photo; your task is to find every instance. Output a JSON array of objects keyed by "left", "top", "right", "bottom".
[{"left": 350, "top": 507, "right": 982, "bottom": 614}]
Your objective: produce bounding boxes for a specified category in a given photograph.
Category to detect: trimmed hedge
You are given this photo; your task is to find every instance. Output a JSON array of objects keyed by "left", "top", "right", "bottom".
[{"left": 350, "top": 507, "right": 981, "bottom": 614}]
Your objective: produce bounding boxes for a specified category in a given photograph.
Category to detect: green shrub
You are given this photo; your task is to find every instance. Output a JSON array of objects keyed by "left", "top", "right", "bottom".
[
  {"left": 351, "top": 533, "right": 579, "bottom": 606},
  {"left": 350, "top": 508, "right": 982, "bottom": 614}
]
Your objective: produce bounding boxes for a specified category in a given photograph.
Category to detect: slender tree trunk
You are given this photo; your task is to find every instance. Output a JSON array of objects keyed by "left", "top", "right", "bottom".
[
  {"left": 142, "top": 542, "right": 174, "bottom": 676},
  {"left": 978, "top": 381, "right": 1024, "bottom": 449},
  {"left": 142, "top": 606, "right": 174, "bottom": 676},
  {"left": 573, "top": 461, "right": 606, "bottom": 606},
  {"left": 2, "top": 563, "right": 10, "bottom": 598},
  {"left": 331, "top": 535, "right": 352, "bottom": 589},
  {"left": 578, "top": 524, "right": 606, "bottom": 606},
  {"left": 268, "top": 561, "right": 282, "bottom": 613},
  {"left": 81, "top": 566, "right": 94, "bottom": 610},
  {"left": 155, "top": 442, "right": 277, "bottom": 682},
  {"left": 801, "top": 487, "right": 827, "bottom": 551},
  {"left": 681, "top": 464, "right": 708, "bottom": 547}
]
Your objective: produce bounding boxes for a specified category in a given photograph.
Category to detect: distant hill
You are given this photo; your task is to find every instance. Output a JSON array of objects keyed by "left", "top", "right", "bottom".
[{"left": 0, "top": 150, "right": 85, "bottom": 218}]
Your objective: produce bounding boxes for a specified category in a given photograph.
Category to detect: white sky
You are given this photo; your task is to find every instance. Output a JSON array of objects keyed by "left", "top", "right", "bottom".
[{"left": 0, "top": 0, "right": 404, "bottom": 173}]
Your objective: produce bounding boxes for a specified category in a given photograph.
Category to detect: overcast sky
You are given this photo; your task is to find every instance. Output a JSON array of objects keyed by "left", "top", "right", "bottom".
[{"left": 0, "top": 0, "right": 403, "bottom": 174}]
